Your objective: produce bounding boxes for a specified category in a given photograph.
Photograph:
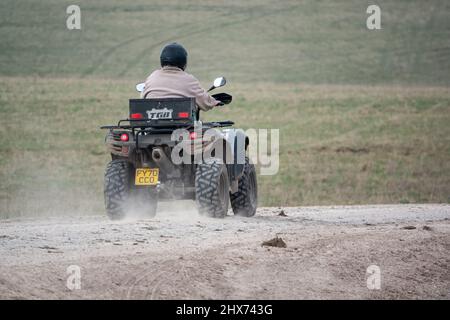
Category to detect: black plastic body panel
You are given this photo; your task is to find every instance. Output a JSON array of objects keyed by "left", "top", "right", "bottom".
[{"left": 129, "top": 98, "right": 196, "bottom": 125}]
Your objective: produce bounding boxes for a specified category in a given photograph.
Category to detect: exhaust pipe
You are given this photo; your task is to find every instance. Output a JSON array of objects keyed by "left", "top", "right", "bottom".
[{"left": 152, "top": 147, "right": 177, "bottom": 173}]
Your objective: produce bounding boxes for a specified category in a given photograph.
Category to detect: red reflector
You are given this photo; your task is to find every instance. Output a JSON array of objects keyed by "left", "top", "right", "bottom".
[
  {"left": 189, "top": 131, "right": 198, "bottom": 140},
  {"left": 130, "top": 113, "right": 143, "bottom": 119},
  {"left": 178, "top": 112, "right": 189, "bottom": 118},
  {"left": 120, "top": 133, "right": 129, "bottom": 142}
]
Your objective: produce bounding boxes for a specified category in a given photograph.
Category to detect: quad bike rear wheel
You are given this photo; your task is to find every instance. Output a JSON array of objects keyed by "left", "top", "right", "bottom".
[
  {"left": 104, "top": 159, "right": 157, "bottom": 220},
  {"left": 230, "top": 157, "right": 257, "bottom": 217},
  {"left": 195, "top": 158, "right": 230, "bottom": 218}
]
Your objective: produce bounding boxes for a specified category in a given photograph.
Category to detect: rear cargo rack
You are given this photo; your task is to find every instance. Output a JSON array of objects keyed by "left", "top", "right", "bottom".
[
  {"left": 101, "top": 119, "right": 235, "bottom": 149},
  {"left": 100, "top": 119, "right": 234, "bottom": 130}
]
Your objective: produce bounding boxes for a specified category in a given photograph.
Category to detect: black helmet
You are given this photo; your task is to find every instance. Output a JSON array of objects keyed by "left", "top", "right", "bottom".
[{"left": 160, "top": 42, "right": 188, "bottom": 70}]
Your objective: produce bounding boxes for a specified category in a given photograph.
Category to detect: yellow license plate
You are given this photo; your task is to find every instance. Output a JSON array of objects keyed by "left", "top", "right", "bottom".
[{"left": 135, "top": 168, "right": 159, "bottom": 186}]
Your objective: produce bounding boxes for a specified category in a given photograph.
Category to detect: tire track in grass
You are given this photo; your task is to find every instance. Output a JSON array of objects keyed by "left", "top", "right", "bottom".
[
  {"left": 82, "top": 6, "right": 241, "bottom": 77},
  {"left": 83, "top": 3, "right": 301, "bottom": 78},
  {"left": 116, "top": 4, "right": 302, "bottom": 77}
]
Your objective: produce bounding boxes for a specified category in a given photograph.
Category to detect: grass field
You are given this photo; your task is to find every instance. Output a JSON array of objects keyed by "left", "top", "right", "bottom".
[
  {"left": 0, "top": 1, "right": 449, "bottom": 217},
  {"left": 1, "top": 0, "right": 450, "bottom": 85},
  {"left": 0, "top": 77, "right": 449, "bottom": 218}
]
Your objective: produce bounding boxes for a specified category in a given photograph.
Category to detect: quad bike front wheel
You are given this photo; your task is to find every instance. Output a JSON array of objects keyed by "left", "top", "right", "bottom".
[
  {"left": 104, "top": 159, "right": 157, "bottom": 220},
  {"left": 195, "top": 158, "right": 230, "bottom": 218},
  {"left": 230, "top": 157, "right": 257, "bottom": 217}
]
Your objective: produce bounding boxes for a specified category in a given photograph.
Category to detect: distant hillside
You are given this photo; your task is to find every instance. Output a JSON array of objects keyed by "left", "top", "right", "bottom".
[{"left": 0, "top": 0, "right": 449, "bottom": 85}]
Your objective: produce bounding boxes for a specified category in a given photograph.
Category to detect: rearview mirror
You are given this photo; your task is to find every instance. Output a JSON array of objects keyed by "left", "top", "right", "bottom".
[
  {"left": 136, "top": 83, "right": 145, "bottom": 92},
  {"left": 213, "top": 77, "right": 226, "bottom": 88},
  {"left": 208, "top": 77, "right": 226, "bottom": 92}
]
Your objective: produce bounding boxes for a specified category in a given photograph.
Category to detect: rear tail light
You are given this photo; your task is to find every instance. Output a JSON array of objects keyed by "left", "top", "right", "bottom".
[
  {"left": 130, "top": 113, "right": 143, "bottom": 119},
  {"left": 120, "top": 133, "right": 129, "bottom": 142},
  {"left": 178, "top": 112, "right": 190, "bottom": 118},
  {"left": 189, "top": 131, "right": 198, "bottom": 140}
]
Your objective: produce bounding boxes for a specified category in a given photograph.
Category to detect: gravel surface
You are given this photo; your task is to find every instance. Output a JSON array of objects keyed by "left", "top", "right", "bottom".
[{"left": 0, "top": 203, "right": 449, "bottom": 299}]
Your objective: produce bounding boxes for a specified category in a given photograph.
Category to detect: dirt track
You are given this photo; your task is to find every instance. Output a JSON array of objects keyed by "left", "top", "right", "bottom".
[{"left": 0, "top": 203, "right": 449, "bottom": 299}]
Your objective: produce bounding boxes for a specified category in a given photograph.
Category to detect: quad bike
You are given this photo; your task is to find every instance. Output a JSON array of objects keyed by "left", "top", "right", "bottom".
[{"left": 100, "top": 77, "right": 257, "bottom": 220}]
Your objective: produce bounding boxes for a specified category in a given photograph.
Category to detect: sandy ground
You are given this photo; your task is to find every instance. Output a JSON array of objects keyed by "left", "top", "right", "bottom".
[{"left": 0, "top": 203, "right": 449, "bottom": 299}]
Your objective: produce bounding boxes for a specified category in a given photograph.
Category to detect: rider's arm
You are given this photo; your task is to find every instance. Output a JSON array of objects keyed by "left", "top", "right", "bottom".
[{"left": 187, "top": 74, "right": 220, "bottom": 111}]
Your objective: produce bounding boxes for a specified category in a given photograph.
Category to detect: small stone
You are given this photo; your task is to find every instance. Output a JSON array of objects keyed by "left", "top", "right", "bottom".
[
  {"left": 262, "top": 236, "right": 287, "bottom": 248},
  {"left": 278, "top": 210, "right": 287, "bottom": 217}
]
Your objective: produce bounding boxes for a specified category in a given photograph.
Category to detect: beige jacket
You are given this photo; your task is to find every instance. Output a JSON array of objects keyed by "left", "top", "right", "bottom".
[{"left": 141, "top": 66, "right": 219, "bottom": 111}]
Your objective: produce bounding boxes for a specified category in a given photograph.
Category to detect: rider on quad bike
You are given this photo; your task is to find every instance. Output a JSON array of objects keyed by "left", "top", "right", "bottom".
[
  {"left": 141, "top": 42, "right": 220, "bottom": 111},
  {"left": 101, "top": 43, "right": 258, "bottom": 220}
]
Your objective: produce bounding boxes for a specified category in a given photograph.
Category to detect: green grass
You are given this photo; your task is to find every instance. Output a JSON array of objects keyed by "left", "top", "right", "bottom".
[
  {"left": 0, "top": 77, "right": 449, "bottom": 218},
  {"left": 0, "top": 0, "right": 449, "bottom": 85},
  {"left": 0, "top": 1, "right": 449, "bottom": 217}
]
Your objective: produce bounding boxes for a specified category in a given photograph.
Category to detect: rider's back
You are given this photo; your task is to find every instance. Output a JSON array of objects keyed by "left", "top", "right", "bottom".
[{"left": 142, "top": 67, "right": 218, "bottom": 111}]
